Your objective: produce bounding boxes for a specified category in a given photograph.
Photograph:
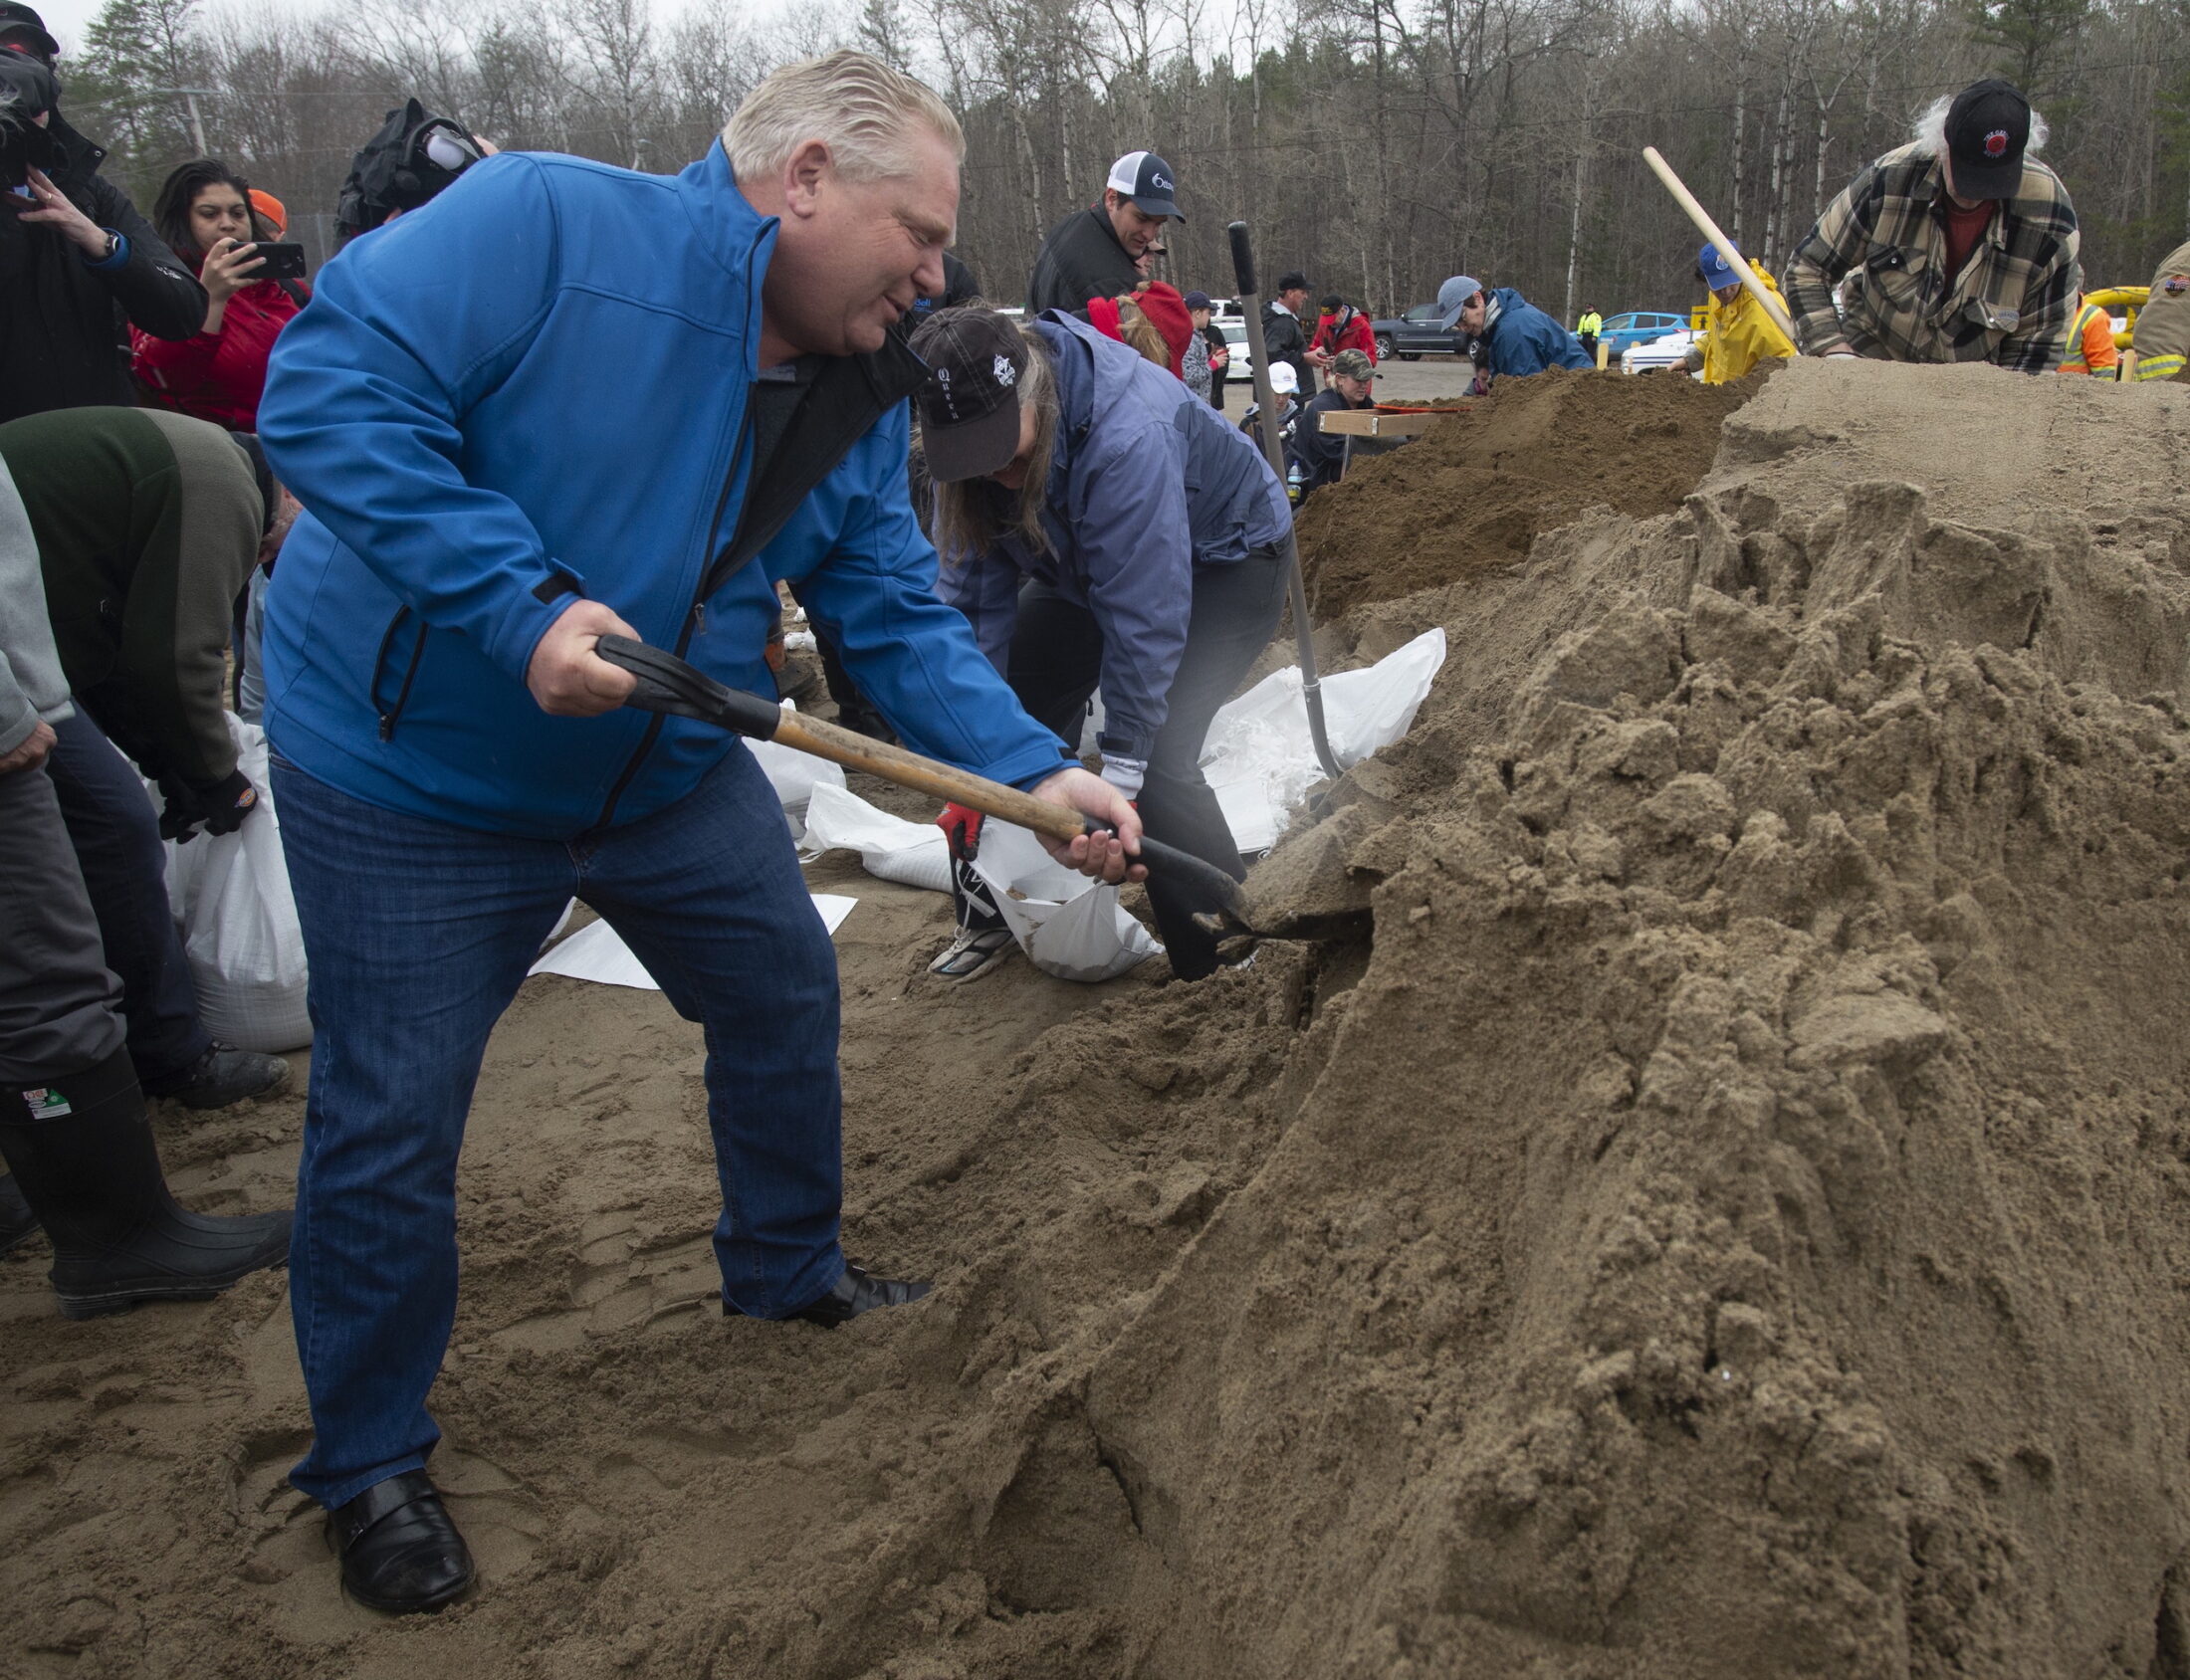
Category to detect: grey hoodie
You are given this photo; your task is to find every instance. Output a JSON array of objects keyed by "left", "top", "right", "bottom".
[{"left": 0, "top": 457, "right": 72, "bottom": 757}]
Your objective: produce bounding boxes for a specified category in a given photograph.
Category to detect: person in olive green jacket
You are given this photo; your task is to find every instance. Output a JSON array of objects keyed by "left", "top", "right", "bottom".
[{"left": 0, "top": 406, "right": 265, "bottom": 829}]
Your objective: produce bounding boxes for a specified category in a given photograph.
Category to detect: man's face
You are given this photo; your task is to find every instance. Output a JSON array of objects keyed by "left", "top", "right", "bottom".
[
  {"left": 1335, "top": 371, "right": 1373, "bottom": 403},
  {"left": 1458, "top": 294, "right": 1486, "bottom": 334},
  {"left": 1104, "top": 190, "right": 1168, "bottom": 258},
  {"left": 759, "top": 128, "right": 958, "bottom": 356},
  {"left": 1280, "top": 286, "right": 1308, "bottom": 314}
]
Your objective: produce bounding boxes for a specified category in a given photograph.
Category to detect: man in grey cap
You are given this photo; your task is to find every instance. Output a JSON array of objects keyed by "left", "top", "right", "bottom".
[
  {"left": 1291, "top": 346, "right": 1379, "bottom": 497},
  {"left": 1026, "top": 149, "right": 1184, "bottom": 315},
  {"left": 1436, "top": 272, "right": 1591, "bottom": 394}
]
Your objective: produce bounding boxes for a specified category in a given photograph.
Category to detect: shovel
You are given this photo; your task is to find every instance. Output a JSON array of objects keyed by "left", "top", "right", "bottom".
[{"left": 594, "top": 636, "right": 1261, "bottom": 940}]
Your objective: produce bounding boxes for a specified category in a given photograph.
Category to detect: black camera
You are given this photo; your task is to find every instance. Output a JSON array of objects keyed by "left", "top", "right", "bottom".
[
  {"left": 253, "top": 241, "right": 307, "bottom": 280},
  {"left": 1, "top": 47, "right": 60, "bottom": 195}
]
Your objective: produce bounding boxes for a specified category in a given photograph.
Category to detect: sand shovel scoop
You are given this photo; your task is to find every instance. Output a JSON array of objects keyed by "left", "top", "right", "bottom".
[{"left": 595, "top": 636, "right": 1262, "bottom": 941}]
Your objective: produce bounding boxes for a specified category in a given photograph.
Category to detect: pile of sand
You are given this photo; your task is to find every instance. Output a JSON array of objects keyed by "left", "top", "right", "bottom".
[
  {"left": 8, "top": 361, "right": 2190, "bottom": 1679},
  {"left": 1295, "top": 367, "right": 1757, "bottom": 617}
]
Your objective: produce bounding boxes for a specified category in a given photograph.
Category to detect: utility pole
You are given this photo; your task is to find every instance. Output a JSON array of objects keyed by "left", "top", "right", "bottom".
[{"left": 153, "top": 88, "right": 213, "bottom": 155}]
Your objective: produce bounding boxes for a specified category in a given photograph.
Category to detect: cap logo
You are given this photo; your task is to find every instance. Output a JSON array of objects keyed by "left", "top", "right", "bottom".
[
  {"left": 1151, "top": 172, "right": 1172, "bottom": 192},
  {"left": 1983, "top": 128, "right": 2009, "bottom": 158},
  {"left": 992, "top": 354, "right": 1016, "bottom": 387}
]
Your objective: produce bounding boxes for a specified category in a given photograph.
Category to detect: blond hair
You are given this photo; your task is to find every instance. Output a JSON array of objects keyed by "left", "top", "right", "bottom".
[
  {"left": 725, "top": 50, "right": 964, "bottom": 185},
  {"left": 1114, "top": 298, "right": 1171, "bottom": 368}
]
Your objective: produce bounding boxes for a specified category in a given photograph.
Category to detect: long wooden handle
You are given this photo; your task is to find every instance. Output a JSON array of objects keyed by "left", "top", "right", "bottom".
[
  {"left": 772, "top": 712, "right": 1085, "bottom": 843},
  {"left": 1641, "top": 145, "right": 1803, "bottom": 348}
]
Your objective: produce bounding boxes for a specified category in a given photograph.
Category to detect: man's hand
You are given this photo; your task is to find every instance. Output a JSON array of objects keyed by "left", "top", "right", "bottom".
[
  {"left": 526, "top": 599, "right": 641, "bottom": 717},
  {"left": 1028, "top": 767, "right": 1148, "bottom": 884},
  {"left": 0, "top": 721, "right": 56, "bottom": 775},
  {"left": 16, "top": 166, "right": 111, "bottom": 260}
]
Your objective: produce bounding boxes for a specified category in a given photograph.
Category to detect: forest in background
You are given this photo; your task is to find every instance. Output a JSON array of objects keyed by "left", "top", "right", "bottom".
[{"left": 54, "top": 0, "right": 2190, "bottom": 322}]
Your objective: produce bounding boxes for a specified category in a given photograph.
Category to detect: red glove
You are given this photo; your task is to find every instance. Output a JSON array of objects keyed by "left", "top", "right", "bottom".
[{"left": 937, "top": 802, "right": 985, "bottom": 862}]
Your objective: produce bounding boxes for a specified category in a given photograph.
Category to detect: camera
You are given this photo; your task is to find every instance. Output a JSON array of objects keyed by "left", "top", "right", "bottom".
[
  {"left": 0, "top": 47, "right": 60, "bottom": 195},
  {"left": 253, "top": 241, "right": 307, "bottom": 280}
]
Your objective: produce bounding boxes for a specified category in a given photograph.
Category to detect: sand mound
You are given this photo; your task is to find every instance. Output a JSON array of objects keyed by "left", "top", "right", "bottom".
[
  {"left": 1296, "top": 367, "right": 1758, "bottom": 618},
  {"left": 8, "top": 361, "right": 2190, "bottom": 1678}
]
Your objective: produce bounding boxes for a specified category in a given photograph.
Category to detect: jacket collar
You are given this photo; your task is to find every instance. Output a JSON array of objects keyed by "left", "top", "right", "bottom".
[
  {"left": 44, "top": 107, "right": 106, "bottom": 195},
  {"left": 675, "top": 140, "right": 778, "bottom": 351}
]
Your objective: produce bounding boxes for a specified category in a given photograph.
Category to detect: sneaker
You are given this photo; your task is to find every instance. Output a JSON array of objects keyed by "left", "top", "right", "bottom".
[
  {"left": 141, "top": 1042, "right": 291, "bottom": 1111},
  {"left": 927, "top": 924, "right": 1015, "bottom": 982}
]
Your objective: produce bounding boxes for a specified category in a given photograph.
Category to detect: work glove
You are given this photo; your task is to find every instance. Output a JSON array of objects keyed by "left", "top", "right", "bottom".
[
  {"left": 937, "top": 801, "right": 985, "bottom": 862},
  {"left": 1098, "top": 754, "right": 1147, "bottom": 800},
  {"left": 158, "top": 768, "right": 257, "bottom": 843}
]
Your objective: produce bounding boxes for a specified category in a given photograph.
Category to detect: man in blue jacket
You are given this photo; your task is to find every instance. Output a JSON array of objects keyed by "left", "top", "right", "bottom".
[
  {"left": 255, "top": 50, "right": 1140, "bottom": 1616},
  {"left": 1435, "top": 272, "right": 1592, "bottom": 394}
]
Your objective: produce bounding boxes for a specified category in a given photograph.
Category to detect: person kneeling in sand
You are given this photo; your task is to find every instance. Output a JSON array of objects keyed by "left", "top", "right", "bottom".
[
  {"left": 254, "top": 51, "right": 1142, "bottom": 1617},
  {"left": 912, "top": 303, "right": 1291, "bottom": 984}
]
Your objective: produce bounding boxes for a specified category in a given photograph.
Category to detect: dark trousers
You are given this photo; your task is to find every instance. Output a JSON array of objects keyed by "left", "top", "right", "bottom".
[
  {"left": 44, "top": 711, "right": 209, "bottom": 1081},
  {"left": 0, "top": 752, "right": 125, "bottom": 1085},
  {"left": 1006, "top": 544, "right": 1288, "bottom": 978}
]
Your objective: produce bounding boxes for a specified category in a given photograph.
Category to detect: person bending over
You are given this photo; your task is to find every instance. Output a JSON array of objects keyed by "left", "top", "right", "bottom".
[{"left": 912, "top": 303, "right": 1289, "bottom": 983}]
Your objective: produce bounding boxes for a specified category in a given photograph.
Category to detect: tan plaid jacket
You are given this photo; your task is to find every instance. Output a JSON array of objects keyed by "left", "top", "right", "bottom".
[{"left": 1784, "top": 143, "right": 2080, "bottom": 374}]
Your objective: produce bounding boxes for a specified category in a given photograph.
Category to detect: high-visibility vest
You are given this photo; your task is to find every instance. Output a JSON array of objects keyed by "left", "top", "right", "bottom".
[{"left": 2058, "top": 298, "right": 2118, "bottom": 375}]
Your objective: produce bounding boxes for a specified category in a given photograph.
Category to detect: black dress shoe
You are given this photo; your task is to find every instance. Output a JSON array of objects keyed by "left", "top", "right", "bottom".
[
  {"left": 786, "top": 1264, "right": 933, "bottom": 1329},
  {"left": 327, "top": 1471, "right": 475, "bottom": 1614}
]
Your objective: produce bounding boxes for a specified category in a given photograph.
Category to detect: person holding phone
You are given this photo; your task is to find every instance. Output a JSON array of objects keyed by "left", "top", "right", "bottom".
[
  {"left": 0, "top": 28, "right": 208, "bottom": 423},
  {"left": 131, "top": 158, "right": 303, "bottom": 431}
]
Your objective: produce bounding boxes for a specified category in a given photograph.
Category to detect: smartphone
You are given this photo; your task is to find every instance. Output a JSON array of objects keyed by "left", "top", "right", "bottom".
[{"left": 253, "top": 242, "right": 307, "bottom": 280}]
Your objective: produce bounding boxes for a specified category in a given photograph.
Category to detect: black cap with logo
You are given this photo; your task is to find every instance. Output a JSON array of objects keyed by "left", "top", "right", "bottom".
[
  {"left": 1105, "top": 150, "right": 1183, "bottom": 221},
  {"left": 908, "top": 309, "right": 1030, "bottom": 484},
  {"left": 0, "top": 3, "right": 57, "bottom": 64},
  {"left": 1944, "top": 78, "right": 2031, "bottom": 201}
]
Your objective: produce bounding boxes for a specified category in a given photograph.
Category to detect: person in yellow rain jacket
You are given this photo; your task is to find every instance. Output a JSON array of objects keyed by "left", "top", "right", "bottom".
[
  {"left": 2057, "top": 293, "right": 2119, "bottom": 376},
  {"left": 1681, "top": 241, "right": 1796, "bottom": 382},
  {"left": 2131, "top": 240, "right": 2190, "bottom": 383}
]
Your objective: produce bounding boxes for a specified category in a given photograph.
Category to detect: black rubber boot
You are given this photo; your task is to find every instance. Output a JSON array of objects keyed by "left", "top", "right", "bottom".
[
  {"left": 0, "top": 1047, "right": 293, "bottom": 1320},
  {"left": 0, "top": 1171, "right": 37, "bottom": 1254}
]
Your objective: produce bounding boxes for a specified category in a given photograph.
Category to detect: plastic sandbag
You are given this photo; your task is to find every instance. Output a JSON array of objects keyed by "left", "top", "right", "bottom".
[
  {"left": 799, "top": 781, "right": 953, "bottom": 895},
  {"left": 163, "top": 715, "right": 313, "bottom": 1052},
  {"left": 529, "top": 896, "right": 859, "bottom": 990},
  {"left": 1199, "top": 628, "right": 1446, "bottom": 852},
  {"left": 969, "top": 819, "right": 1160, "bottom": 983},
  {"left": 748, "top": 700, "right": 845, "bottom": 840}
]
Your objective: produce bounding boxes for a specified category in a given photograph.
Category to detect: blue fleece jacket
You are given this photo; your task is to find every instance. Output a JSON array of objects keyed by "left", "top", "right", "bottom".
[
  {"left": 1481, "top": 288, "right": 1594, "bottom": 377},
  {"left": 256, "top": 143, "right": 1069, "bottom": 838},
  {"left": 937, "top": 313, "right": 1290, "bottom": 762}
]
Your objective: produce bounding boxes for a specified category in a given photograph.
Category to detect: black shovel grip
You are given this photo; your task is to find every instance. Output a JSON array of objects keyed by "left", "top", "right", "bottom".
[
  {"left": 1084, "top": 821, "right": 1248, "bottom": 929},
  {"left": 1227, "top": 222, "right": 1256, "bottom": 296},
  {"left": 594, "top": 635, "right": 784, "bottom": 739}
]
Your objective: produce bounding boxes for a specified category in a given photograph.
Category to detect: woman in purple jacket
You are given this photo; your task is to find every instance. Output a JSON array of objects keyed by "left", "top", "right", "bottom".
[{"left": 911, "top": 303, "right": 1291, "bottom": 982}]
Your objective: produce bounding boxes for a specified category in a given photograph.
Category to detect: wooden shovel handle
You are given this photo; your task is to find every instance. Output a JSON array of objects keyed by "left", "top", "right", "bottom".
[{"left": 771, "top": 712, "right": 1085, "bottom": 844}]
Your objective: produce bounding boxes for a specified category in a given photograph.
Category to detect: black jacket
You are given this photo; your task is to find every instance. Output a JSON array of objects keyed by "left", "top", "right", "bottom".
[
  {"left": 1292, "top": 387, "right": 1372, "bottom": 493},
  {"left": 0, "top": 110, "right": 208, "bottom": 424},
  {"left": 1198, "top": 319, "right": 1228, "bottom": 407},
  {"left": 1025, "top": 204, "right": 1140, "bottom": 315},
  {"left": 1260, "top": 301, "right": 1316, "bottom": 395}
]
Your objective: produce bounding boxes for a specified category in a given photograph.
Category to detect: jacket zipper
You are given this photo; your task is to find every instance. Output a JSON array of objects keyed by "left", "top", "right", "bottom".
[
  {"left": 368, "top": 606, "right": 430, "bottom": 740},
  {"left": 591, "top": 395, "right": 756, "bottom": 829}
]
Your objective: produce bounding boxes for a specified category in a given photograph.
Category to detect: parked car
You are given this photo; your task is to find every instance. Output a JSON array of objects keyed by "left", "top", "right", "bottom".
[
  {"left": 1371, "top": 303, "right": 1466, "bottom": 360},
  {"left": 1621, "top": 327, "right": 1701, "bottom": 375},
  {"left": 1217, "top": 317, "right": 1255, "bottom": 379},
  {"left": 1595, "top": 311, "right": 1689, "bottom": 363}
]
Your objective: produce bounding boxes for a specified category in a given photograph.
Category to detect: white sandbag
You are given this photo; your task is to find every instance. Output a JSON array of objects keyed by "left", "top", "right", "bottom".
[
  {"left": 799, "top": 781, "right": 953, "bottom": 894},
  {"left": 969, "top": 819, "right": 1160, "bottom": 983},
  {"left": 1199, "top": 628, "right": 1446, "bottom": 852},
  {"left": 164, "top": 716, "right": 313, "bottom": 1052},
  {"left": 529, "top": 897, "right": 859, "bottom": 990},
  {"left": 748, "top": 700, "right": 845, "bottom": 839}
]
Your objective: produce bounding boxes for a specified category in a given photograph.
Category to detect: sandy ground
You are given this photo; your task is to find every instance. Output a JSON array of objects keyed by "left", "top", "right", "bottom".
[{"left": 9, "top": 358, "right": 2190, "bottom": 1679}]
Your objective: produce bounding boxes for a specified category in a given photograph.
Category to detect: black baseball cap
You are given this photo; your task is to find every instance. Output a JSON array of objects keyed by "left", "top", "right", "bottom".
[
  {"left": 1276, "top": 270, "right": 1309, "bottom": 294},
  {"left": 0, "top": 3, "right": 58, "bottom": 62},
  {"left": 1944, "top": 79, "right": 2031, "bottom": 200},
  {"left": 909, "top": 309, "right": 1029, "bottom": 483},
  {"left": 1106, "top": 150, "right": 1183, "bottom": 221}
]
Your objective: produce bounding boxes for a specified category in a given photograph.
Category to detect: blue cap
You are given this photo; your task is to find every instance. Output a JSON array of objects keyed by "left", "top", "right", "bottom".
[
  {"left": 1698, "top": 241, "right": 1741, "bottom": 290},
  {"left": 1182, "top": 290, "right": 1211, "bottom": 311},
  {"left": 1435, "top": 274, "right": 1482, "bottom": 329}
]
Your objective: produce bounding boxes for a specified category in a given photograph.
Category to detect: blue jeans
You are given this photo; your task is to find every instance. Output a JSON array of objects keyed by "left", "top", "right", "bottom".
[{"left": 272, "top": 744, "right": 843, "bottom": 1509}]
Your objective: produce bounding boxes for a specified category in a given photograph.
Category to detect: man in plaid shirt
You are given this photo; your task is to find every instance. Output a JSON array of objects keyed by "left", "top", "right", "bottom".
[{"left": 1785, "top": 80, "right": 2080, "bottom": 374}]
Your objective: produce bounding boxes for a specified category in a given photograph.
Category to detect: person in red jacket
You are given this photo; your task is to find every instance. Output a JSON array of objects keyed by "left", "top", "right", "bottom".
[
  {"left": 130, "top": 159, "right": 302, "bottom": 431},
  {"left": 1308, "top": 292, "right": 1377, "bottom": 375}
]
